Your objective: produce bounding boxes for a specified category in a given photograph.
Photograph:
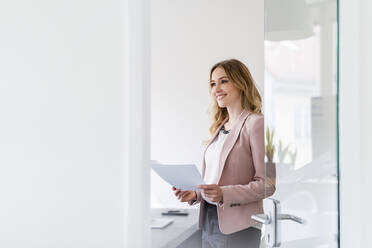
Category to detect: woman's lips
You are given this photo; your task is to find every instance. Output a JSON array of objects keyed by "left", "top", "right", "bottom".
[{"left": 216, "top": 94, "right": 227, "bottom": 100}]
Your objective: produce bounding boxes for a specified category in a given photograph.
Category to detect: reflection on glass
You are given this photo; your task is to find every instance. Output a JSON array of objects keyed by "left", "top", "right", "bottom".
[{"left": 264, "top": 0, "right": 338, "bottom": 247}]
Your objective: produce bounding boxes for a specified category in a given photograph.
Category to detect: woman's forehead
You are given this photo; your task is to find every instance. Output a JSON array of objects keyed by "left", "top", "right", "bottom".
[{"left": 211, "top": 67, "right": 227, "bottom": 79}]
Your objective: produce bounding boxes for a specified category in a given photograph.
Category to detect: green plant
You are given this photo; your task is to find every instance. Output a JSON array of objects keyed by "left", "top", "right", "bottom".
[
  {"left": 278, "top": 140, "right": 290, "bottom": 163},
  {"left": 288, "top": 147, "right": 298, "bottom": 165},
  {"left": 265, "top": 126, "right": 275, "bottom": 163}
]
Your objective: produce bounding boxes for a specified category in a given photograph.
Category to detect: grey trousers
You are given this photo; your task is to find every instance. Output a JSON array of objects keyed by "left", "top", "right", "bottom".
[{"left": 202, "top": 202, "right": 261, "bottom": 248}]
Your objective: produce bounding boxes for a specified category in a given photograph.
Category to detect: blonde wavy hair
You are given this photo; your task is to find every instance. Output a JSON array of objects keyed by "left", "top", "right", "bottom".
[{"left": 206, "top": 59, "right": 262, "bottom": 143}]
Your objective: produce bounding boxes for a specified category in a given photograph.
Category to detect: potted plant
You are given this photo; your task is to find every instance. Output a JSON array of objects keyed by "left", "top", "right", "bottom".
[{"left": 265, "top": 126, "right": 275, "bottom": 163}]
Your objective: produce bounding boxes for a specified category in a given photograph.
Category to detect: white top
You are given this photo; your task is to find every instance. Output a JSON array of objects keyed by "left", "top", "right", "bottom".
[{"left": 202, "top": 127, "right": 230, "bottom": 205}]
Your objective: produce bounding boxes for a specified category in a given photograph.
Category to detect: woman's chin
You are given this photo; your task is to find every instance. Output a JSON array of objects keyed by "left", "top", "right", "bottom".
[{"left": 217, "top": 101, "right": 227, "bottom": 108}]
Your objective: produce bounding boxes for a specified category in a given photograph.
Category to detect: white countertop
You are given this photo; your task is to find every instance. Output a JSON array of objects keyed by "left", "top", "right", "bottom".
[{"left": 151, "top": 208, "right": 199, "bottom": 248}]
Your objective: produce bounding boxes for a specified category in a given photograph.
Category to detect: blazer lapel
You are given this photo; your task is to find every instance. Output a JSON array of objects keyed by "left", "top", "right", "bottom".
[{"left": 216, "top": 109, "right": 252, "bottom": 184}]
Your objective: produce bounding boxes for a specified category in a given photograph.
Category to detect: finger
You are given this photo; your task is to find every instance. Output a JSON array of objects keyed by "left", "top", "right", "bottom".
[
  {"left": 174, "top": 190, "right": 181, "bottom": 197},
  {"left": 198, "top": 184, "right": 217, "bottom": 190},
  {"left": 206, "top": 195, "right": 217, "bottom": 200},
  {"left": 205, "top": 194, "right": 217, "bottom": 201},
  {"left": 180, "top": 192, "right": 191, "bottom": 201},
  {"left": 202, "top": 188, "right": 217, "bottom": 193},
  {"left": 205, "top": 196, "right": 216, "bottom": 202},
  {"left": 178, "top": 191, "right": 188, "bottom": 198},
  {"left": 198, "top": 184, "right": 212, "bottom": 190},
  {"left": 203, "top": 190, "right": 218, "bottom": 196},
  {"left": 204, "top": 192, "right": 215, "bottom": 198},
  {"left": 172, "top": 186, "right": 177, "bottom": 191},
  {"left": 181, "top": 190, "right": 193, "bottom": 198},
  {"left": 177, "top": 190, "right": 190, "bottom": 198}
]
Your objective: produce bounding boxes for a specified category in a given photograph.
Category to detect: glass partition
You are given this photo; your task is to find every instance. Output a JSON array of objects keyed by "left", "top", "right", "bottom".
[{"left": 263, "top": 0, "right": 339, "bottom": 247}]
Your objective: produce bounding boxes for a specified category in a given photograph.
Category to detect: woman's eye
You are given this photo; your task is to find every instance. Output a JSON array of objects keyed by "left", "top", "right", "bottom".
[
  {"left": 221, "top": 80, "right": 228, "bottom": 84},
  {"left": 210, "top": 83, "right": 216, "bottom": 87}
]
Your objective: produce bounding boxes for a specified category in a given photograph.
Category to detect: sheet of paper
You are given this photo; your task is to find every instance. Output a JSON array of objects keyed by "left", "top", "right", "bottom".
[{"left": 151, "top": 163, "right": 204, "bottom": 191}]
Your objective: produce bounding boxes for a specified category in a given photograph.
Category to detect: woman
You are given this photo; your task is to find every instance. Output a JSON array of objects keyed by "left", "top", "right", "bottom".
[{"left": 172, "top": 59, "right": 276, "bottom": 248}]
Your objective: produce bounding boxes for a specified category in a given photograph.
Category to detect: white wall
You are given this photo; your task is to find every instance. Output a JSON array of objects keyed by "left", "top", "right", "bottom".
[
  {"left": 359, "top": 0, "right": 372, "bottom": 246},
  {"left": 339, "top": 0, "right": 372, "bottom": 247},
  {"left": 150, "top": 0, "right": 264, "bottom": 208},
  {"left": 0, "top": 1, "right": 124, "bottom": 247},
  {"left": 339, "top": 0, "right": 362, "bottom": 247}
]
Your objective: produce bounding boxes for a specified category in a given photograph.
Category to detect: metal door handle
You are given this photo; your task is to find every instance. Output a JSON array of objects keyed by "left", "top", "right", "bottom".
[
  {"left": 252, "top": 214, "right": 270, "bottom": 224},
  {"left": 252, "top": 213, "right": 305, "bottom": 225},
  {"left": 251, "top": 199, "right": 306, "bottom": 247},
  {"left": 252, "top": 212, "right": 279, "bottom": 247},
  {"left": 278, "top": 214, "right": 306, "bottom": 224}
]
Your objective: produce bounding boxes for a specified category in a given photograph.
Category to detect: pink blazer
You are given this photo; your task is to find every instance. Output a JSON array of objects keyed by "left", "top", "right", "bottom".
[{"left": 190, "top": 109, "right": 276, "bottom": 234}]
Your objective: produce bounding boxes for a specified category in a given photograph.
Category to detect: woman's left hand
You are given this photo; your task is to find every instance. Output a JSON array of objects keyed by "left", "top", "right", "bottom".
[{"left": 198, "top": 184, "right": 223, "bottom": 203}]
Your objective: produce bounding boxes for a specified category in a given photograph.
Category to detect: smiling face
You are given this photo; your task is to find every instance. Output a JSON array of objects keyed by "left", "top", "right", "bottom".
[{"left": 210, "top": 67, "right": 241, "bottom": 108}]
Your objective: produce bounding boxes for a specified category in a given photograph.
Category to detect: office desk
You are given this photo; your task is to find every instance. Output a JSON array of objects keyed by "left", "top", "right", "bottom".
[{"left": 151, "top": 208, "right": 200, "bottom": 248}]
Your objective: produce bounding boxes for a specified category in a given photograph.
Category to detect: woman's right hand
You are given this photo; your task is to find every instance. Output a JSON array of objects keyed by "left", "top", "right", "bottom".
[{"left": 172, "top": 186, "right": 197, "bottom": 202}]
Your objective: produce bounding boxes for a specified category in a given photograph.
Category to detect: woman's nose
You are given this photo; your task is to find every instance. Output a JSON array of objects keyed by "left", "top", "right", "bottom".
[
  {"left": 211, "top": 82, "right": 222, "bottom": 95},
  {"left": 212, "top": 86, "right": 220, "bottom": 95}
]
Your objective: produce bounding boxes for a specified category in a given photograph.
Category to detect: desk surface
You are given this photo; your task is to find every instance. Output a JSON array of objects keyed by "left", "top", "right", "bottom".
[{"left": 151, "top": 208, "right": 199, "bottom": 248}]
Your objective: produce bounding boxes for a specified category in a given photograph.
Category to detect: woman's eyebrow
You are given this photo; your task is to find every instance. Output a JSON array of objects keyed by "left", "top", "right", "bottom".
[{"left": 210, "top": 76, "right": 228, "bottom": 82}]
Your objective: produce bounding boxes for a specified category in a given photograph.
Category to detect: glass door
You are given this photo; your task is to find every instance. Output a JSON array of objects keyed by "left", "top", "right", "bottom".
[{"left": 255, "top": 0, "right": 339, "bottom": 247}]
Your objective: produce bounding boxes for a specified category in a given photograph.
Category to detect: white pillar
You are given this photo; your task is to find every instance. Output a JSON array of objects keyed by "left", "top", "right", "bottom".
[
  {"left": 123, "top": 0, "right": 151, "bottom": 246},
  {"left": 339, "top": 0, "right": 362, "bottom": 247},
  {"left": 360, "top": 0, "right": 372, "bottom": 247}
]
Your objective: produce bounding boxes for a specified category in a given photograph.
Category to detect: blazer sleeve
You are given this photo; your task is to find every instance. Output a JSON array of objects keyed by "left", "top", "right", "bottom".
[{"left": 220, "top": 116, "right": 276, "bottom": 209}]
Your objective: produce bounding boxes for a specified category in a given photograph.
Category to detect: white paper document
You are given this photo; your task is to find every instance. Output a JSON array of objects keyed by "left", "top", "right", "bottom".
[{"left": 151, "top": 163, "right": 204, "bottom": 191}]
